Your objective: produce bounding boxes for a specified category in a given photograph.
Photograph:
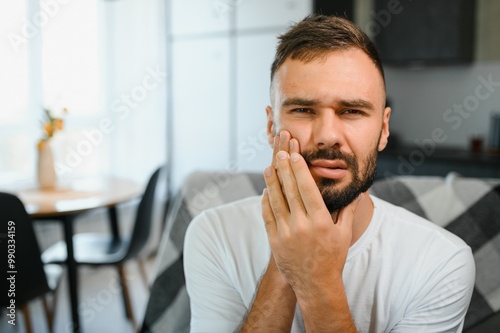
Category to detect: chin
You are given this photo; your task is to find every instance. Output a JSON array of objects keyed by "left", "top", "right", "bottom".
[{"left": 319, "top": 174, "right": 373, "bottom": 214}]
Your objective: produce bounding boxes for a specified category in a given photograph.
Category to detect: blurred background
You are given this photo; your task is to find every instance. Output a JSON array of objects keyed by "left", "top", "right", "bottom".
[{"left": 1, "top": 0, "right": 500, "bottom": 191}]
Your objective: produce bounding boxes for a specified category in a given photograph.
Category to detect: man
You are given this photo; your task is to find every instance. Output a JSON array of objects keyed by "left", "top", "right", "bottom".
[{"left": 184, "top": 15, "right": 475, "bottom": 332}]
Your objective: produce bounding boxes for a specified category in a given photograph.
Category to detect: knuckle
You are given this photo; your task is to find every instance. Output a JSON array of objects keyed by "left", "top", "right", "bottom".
[
  {"left": 285, "top": 189, "right": 300, "bottom": 204},
  {"left": 301, "top": 181, "right": 317, "bottom": 195},
  {"left": 292, "top": 219, "right": 309, "bottom": 236},
  {"left": 263, "top": 219, "right": 274, "bottom": 232},
  {"left": 272, "top": 205, "right": 286, "bottom": 221}
]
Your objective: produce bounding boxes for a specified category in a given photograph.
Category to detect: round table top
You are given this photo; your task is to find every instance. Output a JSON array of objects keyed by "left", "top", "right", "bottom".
[{"left": 2, "top": 177, "right": 142, "bottom": 218}]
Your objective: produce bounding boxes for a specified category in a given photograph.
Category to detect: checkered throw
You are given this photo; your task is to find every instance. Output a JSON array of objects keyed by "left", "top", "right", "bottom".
[
  {"left": 371, "top": 172, "right": 500, "bottom": 329},
  {"left": 140, "top": 172, "right": 266, "bottom": 333}
]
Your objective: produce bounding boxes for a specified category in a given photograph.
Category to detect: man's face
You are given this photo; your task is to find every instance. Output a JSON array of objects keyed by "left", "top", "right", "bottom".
[{"left": 266, "top": 48, "right": 391, "bottom": 213}]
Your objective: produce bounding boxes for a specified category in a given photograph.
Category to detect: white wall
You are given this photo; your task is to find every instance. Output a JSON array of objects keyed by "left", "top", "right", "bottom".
[
  {"left": 100, "top": 0, "right": 167, "bottom": 184},
  {"left": 168, "top": 0, "right": 312, "bottom": 191},
  {"left": 385, "top": 62, "right": 500, "bottom": 149}
]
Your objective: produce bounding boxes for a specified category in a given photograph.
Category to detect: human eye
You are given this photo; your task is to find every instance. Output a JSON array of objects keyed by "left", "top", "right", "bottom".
[
  {"left": 343, "top": 109, "right": 361, "bottom": 114},
  {"left": 291, "top": 108, "right": 313, "bottom": 114},
  {"left": 341, "top": 109, "right": 365, "bottom": 117}
]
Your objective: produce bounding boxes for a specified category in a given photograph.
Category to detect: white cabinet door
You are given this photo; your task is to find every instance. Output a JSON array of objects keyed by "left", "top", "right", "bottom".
[
  {"left": 236, "top": 0, "right": 312, "bottom": 31},
  {"left": 171, "top": 37, "right": 231, "bottom": 190},
  {"left": 170, "top": 0, "right": 231, "bottom": 36},
  {"left": 235, "top": 33, "right": 278, "bottom": 172}
]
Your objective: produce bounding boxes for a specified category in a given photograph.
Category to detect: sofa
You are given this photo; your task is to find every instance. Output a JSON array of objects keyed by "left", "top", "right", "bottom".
[{"left": 139, "top": 171, "right": 500, "bottom": 332}]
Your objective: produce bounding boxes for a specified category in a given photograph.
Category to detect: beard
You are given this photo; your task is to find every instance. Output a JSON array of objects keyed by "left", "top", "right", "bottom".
[{"left": 301, "top": 145, "right": 378, "bottom": 214}]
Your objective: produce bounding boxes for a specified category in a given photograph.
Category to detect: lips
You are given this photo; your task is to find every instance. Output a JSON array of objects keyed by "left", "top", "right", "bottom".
[{"left": 309, "top": 159, "right": 348, "bottom": 180}]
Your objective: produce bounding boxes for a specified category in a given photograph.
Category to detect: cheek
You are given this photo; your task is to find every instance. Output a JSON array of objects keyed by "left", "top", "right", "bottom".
[
  {"left": 346, "top": 126, "right": 380, "bottom": 160},
  {"left": 281, "top": 121, "right": 312, "bottom": 151}
]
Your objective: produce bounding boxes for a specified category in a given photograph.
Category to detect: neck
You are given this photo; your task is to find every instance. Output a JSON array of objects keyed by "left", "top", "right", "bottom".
[{"left": 350, "top": 191, "right": 374, "bottom": 246}]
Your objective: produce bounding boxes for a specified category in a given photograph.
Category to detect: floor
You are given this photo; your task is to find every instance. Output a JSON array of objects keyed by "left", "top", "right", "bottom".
[{"left": 0, "top": 203, "right": 158, "bottom": 333}]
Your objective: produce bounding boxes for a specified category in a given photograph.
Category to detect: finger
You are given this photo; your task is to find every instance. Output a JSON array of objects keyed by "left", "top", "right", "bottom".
[
  {"left": 271, "top": 135, "right": 286, "bottom": 187},
  {"left": 261, "top": 188, "right": 277, "bottom": 237},
  {"left": 279, "top": 130, "right": 291, "bottom": 155},
  {"left": 276, "top": 150, "right": 306, "bottom": 216},
  {"left": 271, "top": 135, "right": 279, "bottom": 168},
  {"left": 264, "top": 165, "right": 290, "bottom": 230},
  {"left": 289, "top": 152, "right": 327, "bottom": 217},
  {"left": 276, "top": 130, "right": 292, "bottom": 187},
  {"left": 289, "top": 138, "right": 300, "bottom": 155}
]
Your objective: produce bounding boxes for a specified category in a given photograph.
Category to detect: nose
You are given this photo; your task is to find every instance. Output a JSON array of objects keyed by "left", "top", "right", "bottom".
[{"left": 313, "top": 111, "right": 344, "bottom": 149}]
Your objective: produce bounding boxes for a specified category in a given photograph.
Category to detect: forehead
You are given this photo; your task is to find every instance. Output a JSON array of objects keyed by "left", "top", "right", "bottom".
[{"left": 274, "top": 48, "right": 386, "bottom": 108}]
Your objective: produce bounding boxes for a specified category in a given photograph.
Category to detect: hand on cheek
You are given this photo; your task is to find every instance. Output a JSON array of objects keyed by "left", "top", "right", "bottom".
[{"left": 262, "top": 132, "right": 361, "bottom": 293}]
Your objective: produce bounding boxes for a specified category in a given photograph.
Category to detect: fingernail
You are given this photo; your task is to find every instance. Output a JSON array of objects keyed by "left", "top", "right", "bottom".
[
  {"left": 289, "top": 140, "right": 294, "bottom": 150},
  {"left": 263, "top": 188, "right": 268, "bottom": 195},
  {"left": 291, "top": 152, "right": 300, "bottom": 162},
  {"left": 264, "top": 167, "right": 273, "bottom": 177},
  {"left": 280, "top": 131, "right": 285, "bottom": 142},
  {"left": 274, "top": 136, "right": 279, "bottom": 147},
  {"left": 277, "top": 151, "right": 287, "bottom": 160}
]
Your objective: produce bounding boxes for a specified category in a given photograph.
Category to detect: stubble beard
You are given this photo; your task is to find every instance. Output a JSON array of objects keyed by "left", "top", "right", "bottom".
[{"left": 302, "top": 145, "right": 378, "bottom": 214}]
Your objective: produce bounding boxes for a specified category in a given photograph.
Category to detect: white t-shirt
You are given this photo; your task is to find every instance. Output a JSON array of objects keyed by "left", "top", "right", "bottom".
[{"left": 184, "top": 195, "right": 475, "bottom": 333}]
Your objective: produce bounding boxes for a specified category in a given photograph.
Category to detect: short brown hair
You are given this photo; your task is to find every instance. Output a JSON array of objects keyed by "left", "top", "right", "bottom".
[{"left": 270, "top": 14, "right": 385, "bottom": 85}]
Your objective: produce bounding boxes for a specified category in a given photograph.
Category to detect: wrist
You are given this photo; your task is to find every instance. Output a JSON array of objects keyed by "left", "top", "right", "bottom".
[
  {"left": 266, "top": 255, "right": 291, "bottom": 288},
  {"left": 296, "top": 277, "right": 356, "bottom": 332}
]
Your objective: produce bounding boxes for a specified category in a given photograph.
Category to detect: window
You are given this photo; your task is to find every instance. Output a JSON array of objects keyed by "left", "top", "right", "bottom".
[{"left": 0, "top": 0, "right": 166, "bottom": 184}]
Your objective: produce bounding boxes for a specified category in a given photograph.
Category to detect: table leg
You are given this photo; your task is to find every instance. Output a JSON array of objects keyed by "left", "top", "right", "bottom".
[{"left": 63, "top": 215, "right": 81, "bottom": 333}]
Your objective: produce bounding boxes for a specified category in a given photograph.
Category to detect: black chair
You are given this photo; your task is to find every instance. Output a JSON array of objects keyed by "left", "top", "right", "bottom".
[
  {"left": 0, "top": 192, "right": 62, "bottom": 333},
  {"left": 42, "top": 166, "right": 166, "bottom": 329}
]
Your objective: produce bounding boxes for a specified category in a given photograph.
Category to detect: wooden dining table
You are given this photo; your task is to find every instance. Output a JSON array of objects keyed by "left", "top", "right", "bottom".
[{"left": 1, "top": 176, "right": 142, "bottom": 333}]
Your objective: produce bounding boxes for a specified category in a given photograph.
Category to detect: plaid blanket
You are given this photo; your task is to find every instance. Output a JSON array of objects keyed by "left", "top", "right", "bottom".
[
  {"left": 141, "top": 171, "right": 500, "bottom": 331},
  {"left": 371, "top": 172, "right": 500, "bottom": 329},
  {"left": 141, "top": 172, "right": 265, "bottom": 333}
]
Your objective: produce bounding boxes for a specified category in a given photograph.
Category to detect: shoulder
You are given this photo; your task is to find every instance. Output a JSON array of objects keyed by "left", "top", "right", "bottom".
[
  {"left": 365, "top": 197, "right": 475, "bottom": 330},
  {"left": 371, "top": 195, "right": 470, "bottom": 251},
  {"left": 367, "top": 195, "right": 475, "bottom": 289},
  {"left": 185, "top": 195, "right": 266, "bottom": 257},
  {"left": 187, "top": 195, "right": 263, "bottom": 236}
]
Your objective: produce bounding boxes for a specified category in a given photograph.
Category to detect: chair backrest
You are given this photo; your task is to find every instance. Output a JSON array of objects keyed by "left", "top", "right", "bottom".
[
  {"left": 0, "top": 192, "right": 51, "bottom": 307},
  {"left": 371, "top": 172, "right": 500, "bottom": 330},
  {"left": 140, "top": 171, "right": 265, "bottom": 333},
  {"left": 124, "top": 166, "right": 165, "bottom": 261}
]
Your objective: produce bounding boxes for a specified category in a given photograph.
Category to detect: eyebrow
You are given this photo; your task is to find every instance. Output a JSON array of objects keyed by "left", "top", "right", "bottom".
[
  {"left": 281, "top": 97, "right": 376, "bottom": 111},
  {"left": 281, "top": 97, "right": 319, "bottom": 107},
  {"left": 338, "top": 99, "right": 375, "bottom": 111}
]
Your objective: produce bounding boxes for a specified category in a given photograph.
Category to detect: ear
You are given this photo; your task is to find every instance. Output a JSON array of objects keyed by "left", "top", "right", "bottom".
[
  {"left": 266, "top": 105, "right": 275, "bottom": 146},
  {"left": 378, "top": 106, "right": 391, "bottom": 151}
]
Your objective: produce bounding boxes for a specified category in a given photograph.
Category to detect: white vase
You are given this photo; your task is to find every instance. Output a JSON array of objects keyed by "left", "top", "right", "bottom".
[{"left": 37, "top": 141, "right": 57, "bottom": 189}]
